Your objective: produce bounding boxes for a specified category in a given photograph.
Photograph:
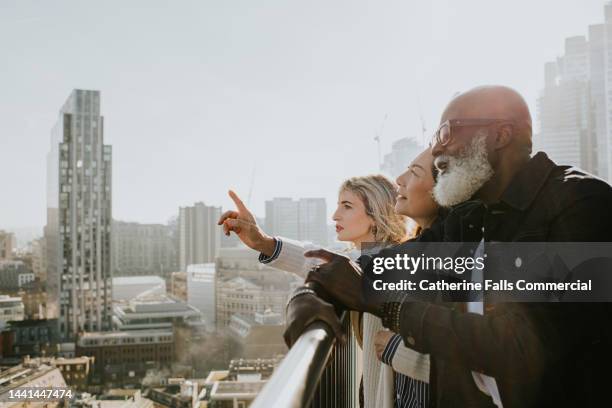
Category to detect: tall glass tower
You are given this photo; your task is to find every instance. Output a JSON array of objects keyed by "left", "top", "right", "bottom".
[{"left": 46, "top": 89, "right": 113, "bottom": 340}]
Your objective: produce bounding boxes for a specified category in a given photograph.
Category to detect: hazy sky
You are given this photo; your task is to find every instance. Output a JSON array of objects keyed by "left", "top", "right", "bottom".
[{"left": 1, "top": 0, "right": 608, "bottom": 231}]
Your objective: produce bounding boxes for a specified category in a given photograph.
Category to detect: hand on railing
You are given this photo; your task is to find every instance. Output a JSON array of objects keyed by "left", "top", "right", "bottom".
[
  {"left": 304, "top": 249, "right": 382, "bottom": 316},
  {"left": 252, "top": 311, "right": 355, "bottom": 408},
  {"left": 284, "top": 286, "right": 346, "bottom": 347}
]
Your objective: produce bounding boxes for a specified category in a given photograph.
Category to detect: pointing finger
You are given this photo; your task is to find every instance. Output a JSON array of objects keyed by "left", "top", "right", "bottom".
[{"left": 228, "top": 190, "right": 250, "bottom": 213}]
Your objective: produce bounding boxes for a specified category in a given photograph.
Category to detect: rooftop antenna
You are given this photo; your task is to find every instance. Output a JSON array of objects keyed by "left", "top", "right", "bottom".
[{"left": 374, "top": 113, "right": 388, "bottom": 169}]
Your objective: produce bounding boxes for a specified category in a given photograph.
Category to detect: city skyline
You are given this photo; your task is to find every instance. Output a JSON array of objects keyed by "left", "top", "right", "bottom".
[
  {"left": 1, "top": 3, "right": 611, "bottom": 404},
  {"left": 1, "top": 1, "right": 610, "bottom": 230}
]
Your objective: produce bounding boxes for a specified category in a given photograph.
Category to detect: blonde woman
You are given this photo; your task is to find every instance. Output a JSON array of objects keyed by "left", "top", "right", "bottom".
[{"left": 219, "top": 174, "right": 427, "bottom": 408}]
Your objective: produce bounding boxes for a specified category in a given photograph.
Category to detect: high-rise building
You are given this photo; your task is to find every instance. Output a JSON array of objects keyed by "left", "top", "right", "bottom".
[
  {"left": 589, "top": 22, "right": 607, "bottom": 178},
  {"left": 179, "top": 202, "right": 221, "bottom": 271},
  {"left": 380, "top": 137, "right": 423, "bottom": 179},
  {"left": 0, "top": 260, "right": 35, "bottom": 292},
  {"left": 45, "top": 89, "right": 113, "bottom": 340},
  {"left": 535, "top": 36, "right": 597, "bottom": 174},
  {"left": 169, "top": 266, "right": 216, "bottom": 328},
  {"left": 0, "top": 231, "right": 15, "bottom": 260},
  {"left": 185, "top": 263, "right": 216, "bottom": 329},
  {"left": 298, "top": 198, "right": 328, "bottom": 246},
  {"left": 111, "top": 220, "right": 178, "bottom": 278},
  {"left": 538, "top": 2, "right": 612, "bottom": 181},
  {"left": 593, "top": 3, "right": 612, "bottom": 180},
  {"left": 264, "top": 198, "right": 298, "bottom": 239},
  {"left": 264, "top": 197, "right": 327, "bottom": 245},
  {"left": 31, "top": 237, "right": 47, "bottom": 281}
]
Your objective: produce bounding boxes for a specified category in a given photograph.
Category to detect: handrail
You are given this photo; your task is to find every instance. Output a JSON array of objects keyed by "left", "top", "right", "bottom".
[{"left": 250, "top": 321, "right": 336, "bottom": 408}]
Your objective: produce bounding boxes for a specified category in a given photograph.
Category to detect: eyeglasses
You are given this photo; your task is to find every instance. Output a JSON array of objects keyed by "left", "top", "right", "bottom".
[{"left": 429, "top": 118, "right": 519, "bottom": 148}]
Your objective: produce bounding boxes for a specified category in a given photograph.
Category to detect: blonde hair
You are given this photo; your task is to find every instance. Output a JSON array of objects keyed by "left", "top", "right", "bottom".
[{"left": 339, "top": 174, "right": 408, "bottom": 245}]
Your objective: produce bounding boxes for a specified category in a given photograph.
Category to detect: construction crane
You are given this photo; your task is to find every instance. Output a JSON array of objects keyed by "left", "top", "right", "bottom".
[
  {"left": 247, "top": 162, "right": 256, "bottom": 206},
  {"left": 416, "top": 96, "right": 427, "bottom": 146},
  {"left": 374, "top": 113, "right": 388, "bottom": 170}
]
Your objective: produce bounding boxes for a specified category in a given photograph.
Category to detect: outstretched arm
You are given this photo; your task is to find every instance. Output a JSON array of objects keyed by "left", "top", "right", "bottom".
[{"left": 217, "top": 189, "right": 276, "bottom": 255}]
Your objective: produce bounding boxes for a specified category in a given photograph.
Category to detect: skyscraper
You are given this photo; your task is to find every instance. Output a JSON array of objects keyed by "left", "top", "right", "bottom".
[
  {"left": 45, "top": 89, "right": 113, "bottom": 340},
  {"left": 185, "top": 263, "right": 216, "bottom": 328},
  {"left": 111, "top": 220, "right": 178, "bottom": 278},
  {"left": 265, "top": 197, "right": 327, "bottom": 246},
  {"left": 265, "top": 198, "right": 298, "bottom": 239},
  {"left": 297, "top": 198, "right": 328, "bottom": 246},
  {"left": 537, "top": 2, "right": 612, "bottom": 181},
  {"left": 31, "top": 237, "right": 47, "bottom": 281},
  {"left": 179, "top": 202, "right": 221, "bottom": 271},
  {"left": 593, "top": 2, "right": 612, "bottom": 180},
  {"left": 0, "top": 231, "right": 15, "bottom": 260},
  {"left": 380, "top": 137, "right": 423, "bottom": 179},
  {"left": 535, "top": 36, "right": 597, "bottom": 174}
]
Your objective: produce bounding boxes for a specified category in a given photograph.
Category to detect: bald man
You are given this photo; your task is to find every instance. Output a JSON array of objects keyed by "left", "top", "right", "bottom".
[
  {"left": 302, "top": 85, "right": 612, "bottom": 407},
  {"left": 431, "top": 85, "right": 533, "bottom": 209}
]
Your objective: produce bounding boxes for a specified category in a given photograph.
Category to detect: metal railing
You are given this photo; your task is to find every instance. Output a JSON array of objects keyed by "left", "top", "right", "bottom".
[{"left": 250, "top": 313, "right": 356, "bottom": 408}]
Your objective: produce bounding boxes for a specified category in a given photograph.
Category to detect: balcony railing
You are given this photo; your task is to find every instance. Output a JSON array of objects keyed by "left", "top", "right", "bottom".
[{"left": 250, "top": 312, "right": 356, "bottom": 408}]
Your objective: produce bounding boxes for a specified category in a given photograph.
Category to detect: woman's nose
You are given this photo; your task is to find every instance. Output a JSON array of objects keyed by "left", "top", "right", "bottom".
[{"left": 396, "top": 173, "right": 408, "bottom": 186}]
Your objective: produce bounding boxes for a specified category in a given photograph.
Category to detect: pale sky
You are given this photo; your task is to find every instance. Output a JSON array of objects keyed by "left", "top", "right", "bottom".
[{"left": 1, "top": 0, "right": 609, "bottom": 232}]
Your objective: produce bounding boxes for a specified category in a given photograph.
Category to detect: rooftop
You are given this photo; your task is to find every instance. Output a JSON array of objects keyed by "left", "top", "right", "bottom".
[
  {"left": 223, "top": 277, "right": 262, "bottom": 290},
  {"left": 186, "top": 263, "right": 215, "bottom": 273},
  {"left": 115, "top": 293, "right": 201, "bottom": 316},
  {"left": 0, "top": 363, "right": 66, "bottom": 394},
  {"left": 79, "top": 328, "right": 173, "bottom": 340},
  {"left": 112, "top": 276, "right": 166, "bottom": 285},
  {"left": 210, "top": 380, "right": 267, "bottom": 400},
  {"left": 204, "top": 370, "right": 229, "bottom": 385}
]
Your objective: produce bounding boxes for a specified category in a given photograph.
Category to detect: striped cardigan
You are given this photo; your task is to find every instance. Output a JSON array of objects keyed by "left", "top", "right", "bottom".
[{"left": 259, "top": 237, "right": 431, "bottom": 408}]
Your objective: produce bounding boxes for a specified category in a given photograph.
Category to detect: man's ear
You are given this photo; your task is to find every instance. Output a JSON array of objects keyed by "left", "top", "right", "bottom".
[{"left": 493, "top": 123, "right": 514, "bottom": 150}]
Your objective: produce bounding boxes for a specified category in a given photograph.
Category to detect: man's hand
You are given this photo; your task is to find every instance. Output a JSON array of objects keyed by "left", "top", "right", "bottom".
[
  {"left": 374, "top": 330, "right": 395, "bottom": 361},
  {"left": 284, "top": 290, "right": 345, "bottom": 347},
  {"left": 304, "top": 249, "right": 382, "bottom": 315},
  {"left": 217, "top": 190, "right": 276, "bottom": 256}
]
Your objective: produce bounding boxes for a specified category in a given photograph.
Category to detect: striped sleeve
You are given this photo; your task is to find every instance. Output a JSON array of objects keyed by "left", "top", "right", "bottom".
[
  {"left": 258, "top": 238, "right": 283, "bottom": 264},
  {"left": 258, "top": 236, "right": 320, "bottom": 278},
  {"left": 381, "top": 334, "right": 403, "bottom": 365}
]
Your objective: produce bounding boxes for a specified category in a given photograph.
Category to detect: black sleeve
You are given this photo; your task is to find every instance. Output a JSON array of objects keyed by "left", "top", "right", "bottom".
[
  {"left": 547, "top": 195, "right": 612, "bottom": 242},
  {"left": 397, "top": 300, "right": 550, "bottom": 379},
  {"left": 397, "top": 193, "right": 612, "bottom": 379}
]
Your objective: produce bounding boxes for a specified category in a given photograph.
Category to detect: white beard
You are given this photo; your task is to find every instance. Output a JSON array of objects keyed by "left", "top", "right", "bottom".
[{"left": 433, "top": 133, "right": 494, "bottom": 207}]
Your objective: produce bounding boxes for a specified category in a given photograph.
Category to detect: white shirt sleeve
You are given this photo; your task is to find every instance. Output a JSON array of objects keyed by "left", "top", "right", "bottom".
[{"left": 259, "top": 236, "right": 322, "bottom": 278}]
